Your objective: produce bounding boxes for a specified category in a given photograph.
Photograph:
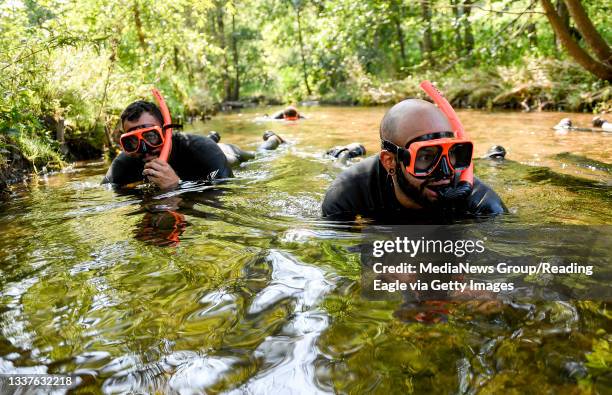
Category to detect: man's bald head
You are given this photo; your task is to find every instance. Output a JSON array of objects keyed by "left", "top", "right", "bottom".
[{"left": 380, "top": 99, "right": 451, "bottom": 145}]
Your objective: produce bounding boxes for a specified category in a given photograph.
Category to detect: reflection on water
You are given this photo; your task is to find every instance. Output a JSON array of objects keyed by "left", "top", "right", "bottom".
[
  {"left": 0, "top": 107, "right": 610, "bottom": 393},
  {"left": 134, "top": 210, "right": 187, "bottom": 247}
]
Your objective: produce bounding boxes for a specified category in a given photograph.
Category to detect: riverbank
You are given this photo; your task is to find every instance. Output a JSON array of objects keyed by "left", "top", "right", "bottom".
[
  {"left": 317, "top": 57, "right": 610, "bottom": 113},
  {"left": 0, "top": 137, "right": 32, "bottom": 198}
]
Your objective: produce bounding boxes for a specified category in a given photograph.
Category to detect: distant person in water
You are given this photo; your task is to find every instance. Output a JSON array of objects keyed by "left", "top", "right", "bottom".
[
  {"left": 326, "top": 143, "right": 366, "bottom": 165},
  {"left": 208, "top": 130, "right": 286, "bottom": 164},
  {"left": 208, "top": 131, "right": 255, "bottom": 167},
  {"left": 103, "top": 101, "right": 232, "bottom": 189},
  {"left": 483, "top": 145, "right": 507, "bottom": 160},
  {"left": 592, "top": 116, "right": 612, "bottom": 131},
  {"left": 554, "top": 118, "right": 573, "bottom": 130},
  {"left": 554, "top": 117, "right": 612, "bottom": 132},
  {"left": 321, "top": 99, "right": 506, "bottom": 222},
  {"left": 270, "top": 105, "right": 304, "bottom": 121},
  {"left": 260, "top": 130, "right": 285, "bottom": 150}
]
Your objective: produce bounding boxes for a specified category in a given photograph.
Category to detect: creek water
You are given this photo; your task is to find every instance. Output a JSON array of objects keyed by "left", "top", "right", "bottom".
[{"left": 0, "top": 107, "right": 610, "bottom": 393}]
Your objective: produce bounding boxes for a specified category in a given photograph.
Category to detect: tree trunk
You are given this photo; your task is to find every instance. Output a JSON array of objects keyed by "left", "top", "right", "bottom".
[
  {"left": 462, "top": 0, "right": 474, "bottom": 53},
  {"left": 231, "top": 13, "right": 240, "bottom": 101},
  {"left": 99, "top": 37, "right": 120, "bottom": 156},
  {"left": 540, "top": 0, "right": 612, "bottom": 80},
  {"left": 295, "top": 6, "right": 312, "bottom": 96},
  {"left": 420, "top": 0, "right": 434, "bottom": 64},
  {"left": 216, "top": 4, "right": 231, "bottom": 101},
  {"left": 394, "top": 17, "right": 406, "bottom": 68},
  {"left": 56, "top": 117, "right": 69, "bottom": 155},
  {"left": 173, "top": 46, "right": 181, "bottom": 72},
  {"left": 451, "top": 0, "right": 463, "bottom": 53},
  {"left": 553, "top": 0, "right": 569, "bottom": 51},
  {"left": 392, "top": 0, "right": 406, "bottom": 70},
  {"left": 526, "top": 20, "right": 538, "bottom": 47},
  {"left": 395, "top": 18, "right": 406, "bottom": 66},
  {"left": 563, "top": 0, "right": 611, "bottom": 65},
  {"left": 132, "top": 1, "right": 147, "bottom": 51}
]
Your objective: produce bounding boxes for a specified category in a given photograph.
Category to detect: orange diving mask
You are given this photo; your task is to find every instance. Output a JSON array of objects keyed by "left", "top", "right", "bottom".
[
  {"left": 283, "top": 106, "right": 299, "bottom": 121},
  {"left": 382, "top": 132, "right": 473, "bottom": 178},
  {"left": 119, "top": 125, "right": 166, "bottom": 154}
]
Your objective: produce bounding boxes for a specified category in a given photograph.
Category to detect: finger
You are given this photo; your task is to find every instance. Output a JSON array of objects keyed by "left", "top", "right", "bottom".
[
  {"left": 144, "top": 161, "right": 167, "bottom": 171},
  {"left": 152, "top": 158, "right": 172, "bottom": 168},
  {"left": 143, "top": 168, "right": 162, "bottom": 178}
]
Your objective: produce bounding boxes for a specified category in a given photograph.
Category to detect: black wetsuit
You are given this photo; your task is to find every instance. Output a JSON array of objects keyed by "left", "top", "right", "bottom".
[
  {"left": 218, "top": 143, "right": 255, "bottom": 166},
  {"left": 102, "top": 133, "right": 233, "bottom": 185},
  {"left": 322, "top": 155, "right": 506, "bottom": 222}
]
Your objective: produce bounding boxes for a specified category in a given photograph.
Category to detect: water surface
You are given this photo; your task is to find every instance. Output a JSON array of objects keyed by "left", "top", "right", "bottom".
[{"left": 0, "top": 107, "right": 610, "bottom": 393}]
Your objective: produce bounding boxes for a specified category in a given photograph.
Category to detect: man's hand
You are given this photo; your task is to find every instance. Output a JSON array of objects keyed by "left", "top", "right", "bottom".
[{"left": 143, "top": 159, "right": 180, "bottom": 190}]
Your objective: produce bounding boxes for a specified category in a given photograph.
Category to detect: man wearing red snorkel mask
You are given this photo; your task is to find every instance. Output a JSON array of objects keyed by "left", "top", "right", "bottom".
[
  {"left": 270, "top": 105, "right": 304, "bottom": 121},
  {"left": 322, "top": 99, "right": 506, "bottom": 222},
  {"left": 102, "top": 101, "right": 232, "bottom": 189}
]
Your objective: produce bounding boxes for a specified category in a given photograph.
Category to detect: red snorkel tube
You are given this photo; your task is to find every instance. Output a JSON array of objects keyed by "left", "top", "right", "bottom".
[
  {"left": 151, "top": 88, "right": 173, "bottom": 163},
  {"left": 420, "top": 81, "right": 474, "bottom": 193}
]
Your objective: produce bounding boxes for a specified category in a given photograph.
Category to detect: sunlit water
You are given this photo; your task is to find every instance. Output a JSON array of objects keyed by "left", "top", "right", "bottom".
[{"left": 0, "top": 107, "right": 610, "bottom": 393}]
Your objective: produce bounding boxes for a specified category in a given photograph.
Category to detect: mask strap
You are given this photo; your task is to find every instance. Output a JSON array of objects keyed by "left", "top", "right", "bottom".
[
  {"left": 163, "top": 123, "right": 183, "bottom": 131},
  {"left": 125, "top": 123, "right": 157, "bottom": 133},
  {"left": 406, "top": 131, "right": 455, "bottom": 147}
]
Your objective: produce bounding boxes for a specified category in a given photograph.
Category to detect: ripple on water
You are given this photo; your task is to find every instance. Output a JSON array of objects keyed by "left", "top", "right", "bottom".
[
  {"left": 231, "top": 250, "right": 335, "bottom": 394},
  {"left": 248, "top": 250, "right": 334, "bottom": 314}
]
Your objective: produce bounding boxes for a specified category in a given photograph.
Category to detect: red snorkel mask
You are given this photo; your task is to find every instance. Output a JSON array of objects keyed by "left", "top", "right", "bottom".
[
  {"left": 283, "top": 106, "right": 299, "bottom": 121},
  {"left": 381, "top": 132, "right": 473, "bottom": 179},
  {"left": 119, "top": 125, "right": 167, "bottom": 154}
]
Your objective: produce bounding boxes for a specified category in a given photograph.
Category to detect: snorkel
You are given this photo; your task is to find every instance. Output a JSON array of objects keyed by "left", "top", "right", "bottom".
[
  {"left": 419, "top": 81, "right": 474, "bottom": 201},
  {"left": 151, "top": 88, "right": 173, "bottom": 162}
]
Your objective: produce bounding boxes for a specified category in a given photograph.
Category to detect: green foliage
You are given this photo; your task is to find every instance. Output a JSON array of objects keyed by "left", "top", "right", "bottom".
[{"left": 0, "top": 0, "right": 610, "bottom": 176}]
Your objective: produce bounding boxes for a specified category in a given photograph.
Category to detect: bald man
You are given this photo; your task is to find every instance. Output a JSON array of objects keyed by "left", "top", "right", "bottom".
[{"left": 322, "top": 99, "right": 506, "bottom": 221}]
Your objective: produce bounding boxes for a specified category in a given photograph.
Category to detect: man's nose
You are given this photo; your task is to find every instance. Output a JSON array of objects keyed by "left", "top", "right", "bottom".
[
  {"left": 439, "top": 155, "right": 452, "bottom": 177},
  {"left": 139, "top": 140, "right": 148, "bottom": 154}
]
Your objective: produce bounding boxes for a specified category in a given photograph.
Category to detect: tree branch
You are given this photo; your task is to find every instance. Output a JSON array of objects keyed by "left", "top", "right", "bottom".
[
  {"left": 540, "top": 0, "right": 611, "bottom": 80},
  {"left": 563, "top": 0, "right": 611, "bottom": 65}
]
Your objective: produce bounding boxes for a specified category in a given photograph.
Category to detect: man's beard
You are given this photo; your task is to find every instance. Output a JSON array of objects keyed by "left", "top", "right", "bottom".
[{"left": 394, "top": 164, "right": 437, "bottom": 209}]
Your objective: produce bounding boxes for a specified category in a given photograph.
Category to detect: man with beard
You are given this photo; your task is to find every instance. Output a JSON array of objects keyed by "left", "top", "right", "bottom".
[
  {"left": 321, "top": 99, "right": 506, "bottom": 222},
  {"left": 103, "top": 101, "right": 232, "bottom": 189}
]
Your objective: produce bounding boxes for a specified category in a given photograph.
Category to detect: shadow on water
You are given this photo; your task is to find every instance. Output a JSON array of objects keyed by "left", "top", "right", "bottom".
[
  {"left": 553, "top": 152, "right": 612, "bottom": 174},
  {"left": 476, "top": 157, "right": 611, "bottom": 224},
  {"left": 524, "top": 166, "right": 611, "bottom": 196},
  {"left": 479, "top": 158, "right": 612, "bottom": 199}
]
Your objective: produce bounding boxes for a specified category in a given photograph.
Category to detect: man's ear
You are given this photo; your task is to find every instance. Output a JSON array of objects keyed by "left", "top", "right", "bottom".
[{"left": 379, "top": 151, "right": 396, "bottom": 172}]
